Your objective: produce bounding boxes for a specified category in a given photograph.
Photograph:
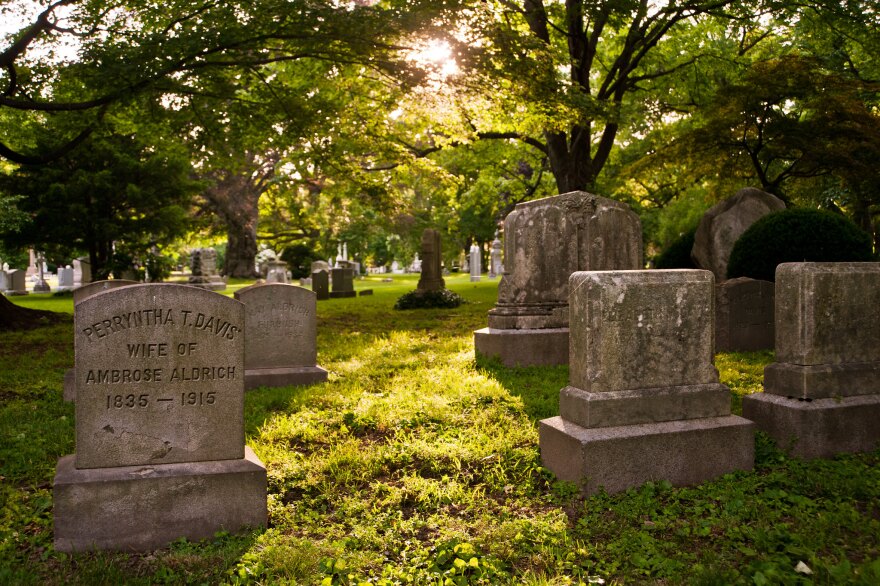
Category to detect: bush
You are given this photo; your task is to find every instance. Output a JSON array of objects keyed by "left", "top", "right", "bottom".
[
  {"left": 653, "top": 227, "right": 698, "bottom": 269},
  {"left": 393, "top": 288, "right": 464, "bottom": 310},
  {"left": 280, "top": 243, "right": 316, "bottom": 279},
  {"left": 727, "top": 209, "right": 873, "bottom": 281}
]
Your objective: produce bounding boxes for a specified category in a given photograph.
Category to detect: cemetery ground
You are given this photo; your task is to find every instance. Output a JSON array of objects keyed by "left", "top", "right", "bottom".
[{"left": 1, "top": 275, "right": 878, "bottom": 585}]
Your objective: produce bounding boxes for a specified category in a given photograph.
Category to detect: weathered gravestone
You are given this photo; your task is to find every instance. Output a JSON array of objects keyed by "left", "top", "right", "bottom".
[
  {"left": 188, "top": 248, "right": 226, "bottom": 291},
  {"left": 474, "top": 191, "right": 642, "bottom": 366},
  {"left": 469, "top": 244, "right": 481, "bottom": 282},
  {"left": 264, "top": 260, "right": 289, "bottom": 284},
  {"left": 64, "top": 280, "right": 141, "bottom": 402},
  {"left": 489, "top": 233, "right": 502, "bottom": 279},
  {"left": 330, "top": 266, "right": 356, "bottom": 298},
  {"left": 417, "top": 229, "right": 445, "bottom": 292},
  {"left": 691, "top": 187, "right": 785, "bottom": 281},
  {"left": 54, "top": 284, "right": 266, "bottom": 551},
  {"left": 715, "top": 277, "right": 775, "bottom": 352},
  {"left": 57, "top": 266, "right": 75, "bottom": 291},
  {"left": 311, "top": 269, "right": 330, "bottom": 300},
  {"left": 5, "top": 269, "right": 28, "bottom": 295},
  {"left": 73, "top": 257, "right": 91, "bottom": 286},
  {"left": 234, "top": 283, "right": 327, "bottom": 390},
  {"left": 0, "top": 270, "right": 8, "bottom": 293},
  {"left": 743, "top": 262, "right": 880, "bottom": 459},
  {"left": 539, "top": 270, "right": 754, "bottom": 494}
]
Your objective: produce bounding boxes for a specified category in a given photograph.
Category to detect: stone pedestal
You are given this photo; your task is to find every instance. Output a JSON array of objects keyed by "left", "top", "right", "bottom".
[
  {"left": 742, "top": 262, "right": 880, "bottom": 458},
  {"left": 473, "top": 327, "right": 568, "bottom": 367},
  {"left": 539, "top": 270, "right": 753, "bottom": 495},
  {"left": 54, "top": 446, "right": 267, "bottom": 552}
]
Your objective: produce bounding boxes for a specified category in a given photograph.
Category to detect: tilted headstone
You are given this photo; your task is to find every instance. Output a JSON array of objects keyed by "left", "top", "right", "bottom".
[
  {"left": 475, "top": 191, "right": 643, "bottom": 366},
  {"left": 188, "top": 248, "right": 226, "bottom": 291},
  {"left": 540, "top": 270, "right": 753, "bottom": 494},
  {"left": 54, "top": 284, "right": 266, "bottom": 551},
  {"left": 469, "top": 244, "right": 481, "bottom": 282},
  {"left": 743, "top": 262, "right": 880, "bottom": 459},
  {"left": 234, "top": 283, "right": 327, "bottom": 390},
  {"left": 330, "top": 267, "right": 356, "bottom": 298},
  {"left": 691, "top": 187, "right": 785, "bottom": 281},
  {"left": 417, "top": 228, "right": 445, "bottom": 292},
  {"left": 489, "top": 233, "right": 502, "bottom": 279},
  {"left": 311, "top": 269, "right": 329, "bottom": 300},
  {"left": 5, "top": 269, "right": 28, "bottom": 295},
  {"left": 715, "top": 277, "right": 775, "bottom": 352}
]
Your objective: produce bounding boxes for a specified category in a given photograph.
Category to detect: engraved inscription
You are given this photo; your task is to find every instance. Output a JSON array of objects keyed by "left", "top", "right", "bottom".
[{"left": 82, "top": 309, "right": 239, "bottom": 342}]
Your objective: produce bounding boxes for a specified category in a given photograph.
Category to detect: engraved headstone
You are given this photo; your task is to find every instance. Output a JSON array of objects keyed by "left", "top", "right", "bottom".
[
  {"left": 188, "top": 248, "right": 226, "bottom": 291},
  {"left": 540, "top": 270, "right": 754, "bottom": 494},
  {"left": 469, "top": 244, "right": 481, "bottom": 282},
  {"left": 743, "top": 262, "right": 880, "bottom": 459},
  {"left": 54, "top": 284, "right": 266, "bottom": 551},
  {"left": 715, "top": 277, "right": 774, "bottom": 352},
  {"left": 234, "top": 283, "right": 327, "bottom": 390},
  {"left": 475, "top": 191, "right": 643, "bottom": 366},
  {"left": 311, "top": 269, "right": 329, "bottom": 300},
  {"left": 330, "top": 267, "right": 356, "bottom": 298},
  {"left": 417, "top": 229, "right": 445, "bottom": 292}
]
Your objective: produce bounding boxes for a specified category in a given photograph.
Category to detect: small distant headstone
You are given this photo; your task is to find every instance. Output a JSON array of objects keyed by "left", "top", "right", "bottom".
[
  {"left": 33, "top": 253, "right": 51, "bottom": 292},
  {"left": 57, "top": 266, "right": 75, "bottom": 291},
  {"left": 489, "top": 232, "right": 503, "bottom": 279},
  {"left": 359, "top": 289, "right": 374, "bottom": 296},
  {"left": 311, "top": 270, "right": 329, "bottom": 300},
  {"left": 330, "top": 267, "right": 356, "bottom": 298},
  {"left": 743, "top": 262, "right": 880, "bottom": 459},
  {"left": 264, "top": 260, "right": 289, "bottom": 284},
  {"left": 540, "top": 270, "right": 754, "bottom": 494},
  {"left": 188, "top": 248, "right": 226, "bottom": 291},
  {"left": 417, "top": 229, "right": 445, "bottom": 292},
  {"left": 715, "top": 277, "right": 774, "bottom": 351},
  {"left": 391, "top": 261, "right": 402, "bottom": 274},
  {"left": 299, "top": 277, "right": 313, "bottom": 287},
  {"left": 73, "top": 257, "right": 92, "bottom": 286},
  {"left": 5, "top": 269, "right": 28, "bottom": 295},
  {"left": 311, "top": 260, "right": 330, "bottom": 273},
  {"left": 54, "top": 284, "right": 266, "bottom": 552},
  {"left": 26, "top": 248, "right": 37, "bottom": 278},
  {"left": 469, "top": 244, "right": 481, "bottom": 282},
  {"left": 234, "top": 283, "right": 327, "bottom": 390},
  {"left": 0, "top": 270, "right": 8, "bottom": 293}
]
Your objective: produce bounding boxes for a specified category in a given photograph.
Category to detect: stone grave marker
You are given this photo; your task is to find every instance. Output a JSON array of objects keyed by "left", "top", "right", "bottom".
[
  {"left": 417, "top": 229, "right": 445, "bottom": 292},
  {"left": 188, "top": 248, "right": 226, "bottom": 291},
  {"left": 489, "top": 232, "right": 502, "bottom": 279},
  {"left": 312, "top": 269, "right": 330, "bottom": 300},
  {"left": 264, "top": 260, "right": 289, "bottom": 284},
  {"left": 234, "top": 283, "right": 327, "bottom": 390},
  {"left": 475, "top": 191, "right": 642, "bottom": 366},
  {"left": 539, "top": 269, "right": 754, "bottom": 494},
  {"left": 54, "top": 283, "right": 266, "bottom": 551},
  {"left": 73, "top": 257, "right": 92, "bottom": 285},
  {"left": 715, "top": 277, "right": 774, "bottom": 352},
  {"left": 330, "top": 266, "right": 356, "bottom": 298},
  {"left": 57, "top": 266, "right": 75, "bottom": 291},
  {"left": 0, "top": 269, "right": 8, "bottom": 293},
  {"left": 743, "top": 262, "right": 880, "bottom": 459},
  {"left": 5, "top": 269, "right": 28, "bottom": 295},
  {"left": 469, "top": 244, "right": 481, "bottom": 282}
]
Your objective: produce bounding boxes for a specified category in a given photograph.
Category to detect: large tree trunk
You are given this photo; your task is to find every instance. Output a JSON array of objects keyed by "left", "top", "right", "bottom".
[
  {"left": 0, "top": 294, "right": 66, "bottom": 331},
  {"left": 225, "top": 214, "right": 259, "bottom": 278}
]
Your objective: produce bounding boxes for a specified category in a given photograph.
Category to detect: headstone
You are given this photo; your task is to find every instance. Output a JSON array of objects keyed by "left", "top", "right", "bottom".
[
  {"left": 57, "top": 266, "right": 75, "bottom": 291},
  {"left": 188, "top": 248, "right": 226, "bottom": 291},
  {"left": 474, "top": 191, "right": 643, "bottom": 366},
  {"left": 26, "top": 248, "right": 37, "bottom": 278},
  {"left": 5, "top": 269, "right": 28, "bottom": 295},
  {"left": 234, "top": 283, "right": 327, "bottom": 390},
  {"left": 311, "top": 270, "right": 329, "bottom": 300},
  {"left": 417, "top": 229, "right": 445, "bottom": 292},
  {"left": 0, "top": 270, "right": 7, "bottom": 293},
  {"left": 469, "top": 244, "right": 481, "bottom": 282},
  {"left": 311, "top": 260, "right": 330, "bottom": 273},
  {"left": 264, "top": 260, "right": 289, "bottom": 284},
  {"left": 299, "top": 277, "right": 313, "bottom": 287},
  {"left": 33, "top": 252, "right": 51, "bottom": 292},
  {"left": 489, "top": 232, "right": 503, "bottom": 279},
  {"left": 391, "top": 261, "right": 402, "bottom": 274},
  {"left": 691, "top": 187, "right": 785, "bottom": 281},
  {"left": 715, "top": 277, "right": 774, "bottom": 352},
  {"left": 54, "top": 284, "right": 266, "bottom": 551},
  {"left": 359, "top": 289, "right": 373, "bottom": 296},
  {"left": 409, "top": 253, "right": 421, "bottom": 273},
  {"left": 540, "top": 270, "right": 754, "bottom": 495},
  {"left": 743, "top": 262, "right": 880, "bottom": 459},
  {"left": 330, "top": 267, "right": 356, "bottom": 298},
  {"left": 73, "top": 257, "right": 92, "bottom": 286}
]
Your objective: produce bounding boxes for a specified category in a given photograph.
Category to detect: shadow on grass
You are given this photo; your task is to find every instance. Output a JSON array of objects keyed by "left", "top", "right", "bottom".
[{"left": 475, "top": 354, "right": 568, "bottom": 422}]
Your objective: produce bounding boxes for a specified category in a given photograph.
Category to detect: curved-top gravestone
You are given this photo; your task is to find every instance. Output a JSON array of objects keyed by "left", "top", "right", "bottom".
[
  {"left": 475, "top": 191, "right": 643, "bottom": 366},
  {"left": 691, "top": 187, "right": 785, "bottom": 281}
]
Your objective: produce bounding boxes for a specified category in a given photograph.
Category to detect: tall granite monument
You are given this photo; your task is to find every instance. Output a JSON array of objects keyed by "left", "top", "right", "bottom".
[
  {"left": 474, "top": 191, "right": 642, "bottom": 366},
  {"left": 417, "top": 229, "right": 445, "bottom": 292},
  {"left": 539, "top": 270, "right": 754, "bottom": 494},
  {"left": 54, "top": 284, "right": 266, "bottom": 551}
]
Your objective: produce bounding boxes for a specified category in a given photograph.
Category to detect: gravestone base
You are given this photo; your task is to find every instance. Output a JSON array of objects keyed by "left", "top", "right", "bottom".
[
  {"left": 763, "top": 362, "right": 880, "bottom": 400},
  {"left": 5, "top": 290, "right": 28, "bottom": 296},
  {"left": 539, "top": 415, "right": 754, "bottom": 495},
  {"left": 187, "top": 279, "right": 227, "bottom": 292},
  {"left": 33, "top": 281, "right": 51, "bottom": 293},
  {"left": 329, "top": 291, "right": 357, "bottom": 298},
  {"left": 54, "top": 446, "right": 267, "bottom": 552},
  {"left": 244, "top": 366, "right": 328, "bottom": 390},
  {"left": 742, "top": 392, "right": 880, "bottom": 459},
  {"left": 474, "top": 327, "right": 568, "bottom": 367}
]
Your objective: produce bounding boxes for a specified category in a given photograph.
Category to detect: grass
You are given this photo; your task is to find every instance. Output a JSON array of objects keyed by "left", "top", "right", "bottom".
[{"left": 1, "top": 274, "right": 878, "bottom": 585}]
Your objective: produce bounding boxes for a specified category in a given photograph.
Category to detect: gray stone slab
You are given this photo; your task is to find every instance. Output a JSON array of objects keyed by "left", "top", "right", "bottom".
[
  {"left": 74, "top": 284, "right": 245, "bottom": 469},
  {"left": 73, "top": 280, "right": 139, "bottom": 304},
  {"left": 474, "top": 327, "right": 568, "bottom": 367},
  {"left": 539, "top": 415, "right": 754, "bottom": 495},
  {"left": 568, "top": 270, "right": 718, "bottom": 393},
  {"left": 417, "top": 229, "right": 445, "bottom": 292},
  {"left": 311, "top": 270, "right": 329, "bottom": 300},
  {"left": 742, "top": 392, "right": 880, "bottom": 459},
  {"left": 715, "top": 277, "right": 774, "bottom": 352},
  {"left": 764, "top": 361, "right": 880, "bottom": 399},
  {"left": 559, "top": 383, "right": 731, "bottom": 429},
  {"left": 234, "top": 283, "right": 318, "bottom": 371},
  {"left": 54, "top": 446, "right": 266, "bottom": 552},
  {"left": 331, "top": 267, "right": 354, "bottom": 293},
  {"left": 244, "top": 366, "right": 329, "bottom": 391},
  {"left": 775, "top": 262, "right": 880, "bottom": 366}
]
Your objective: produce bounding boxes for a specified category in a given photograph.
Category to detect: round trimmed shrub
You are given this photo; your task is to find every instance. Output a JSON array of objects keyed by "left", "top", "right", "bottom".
[
  {"left": 726, "top": 209, "right": 873, "bottom": 281},
  {"left": 653, "top": 227, "right": 698, "bottom": 269},
  {"left": 394, "top": 289, "right": 464, "bottom": 310}
]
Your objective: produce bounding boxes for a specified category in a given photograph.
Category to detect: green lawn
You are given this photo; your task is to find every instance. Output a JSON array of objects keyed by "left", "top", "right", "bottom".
[{"left": 1, "top": 275, "right": 878, "bottom": 585}]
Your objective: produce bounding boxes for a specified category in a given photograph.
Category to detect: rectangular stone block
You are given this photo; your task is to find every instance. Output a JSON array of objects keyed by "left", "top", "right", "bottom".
[
  {"left": 764, "top": 361, "right": 880, "bottom": 399},
  {"left": 742, "top": 392, "right": 880, "bottom": 459},
  {"left": 559, "top": 383, "right": 730, "bottom": 429},
  {"left": 473, "top": 327, "right": 569, "bottom": 367},
  {"left": 74, "top": 284, "right": 245, "bottom": 469},
  {"left": 715, "top": 277, "right": 774, "bottom": 352},
  {"left": 775, "top": 262, "right": 880, "bottom": 365},
  {"left": 331, "top": 267, "right": 354, "bottom": 293},
  {"left": 54, "top": 446, "right": 267, "bottom": 552},
  {"left": 539, "top": 415, "right": 754, "bottom": 495},
  {"left": 311, "top": 270, "right": 329, "bottom": 300},
  {"left": 569, "top": 270, "right": 718, "bottom": 392},
  {"left": 244, "top": 366, "right": 328, "bottom": 391}
]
